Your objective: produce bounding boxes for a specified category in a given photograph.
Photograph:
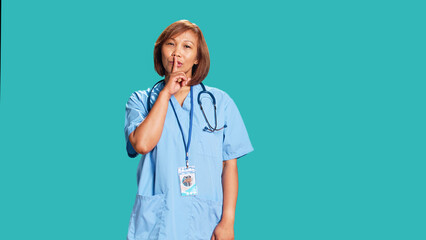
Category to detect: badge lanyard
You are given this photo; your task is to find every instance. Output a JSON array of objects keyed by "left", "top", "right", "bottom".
[
  {"left": 170, "top": 86, "right": 198, "bottom": 196},
  {"left": 170, "top": 86, "right": 194, "bottom": 168}
]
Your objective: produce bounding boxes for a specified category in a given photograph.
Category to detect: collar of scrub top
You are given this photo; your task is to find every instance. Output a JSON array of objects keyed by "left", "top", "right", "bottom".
[
  {"left": 169, "top": 85, "right": 194, "bottom": 168},
  {"left": 148, "top": 80, "right": 227, "bottom": 133}
]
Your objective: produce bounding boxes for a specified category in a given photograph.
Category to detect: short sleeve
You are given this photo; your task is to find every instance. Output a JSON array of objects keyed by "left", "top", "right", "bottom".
[
  {"left": 222, "top": 95, "right": 254, "bottom": 161},
  {"left": 124, "top": 91, "right": 149, "bottom": 158}
]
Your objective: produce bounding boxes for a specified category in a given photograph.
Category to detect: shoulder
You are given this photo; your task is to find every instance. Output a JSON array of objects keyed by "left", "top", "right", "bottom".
[
  {"left": 129, "top": 89, "right": 148, "bottom": 99},
  {"left": 201, "top": 84, "right": 234, "bottom": 107},
  {"left": 126, "top": 89, "right": 148, "bottom": 105},
  {"left": 127, "top": 80, "right": 162, "bottom": 103},
  {"left": 127, "top": 80, "right": 165, "bottom": 109}
]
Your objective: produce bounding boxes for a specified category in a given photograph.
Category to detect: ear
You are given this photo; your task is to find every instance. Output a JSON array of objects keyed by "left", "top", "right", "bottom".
[{"left": 194, "top": 59, "right": 199, "bottom": 65}]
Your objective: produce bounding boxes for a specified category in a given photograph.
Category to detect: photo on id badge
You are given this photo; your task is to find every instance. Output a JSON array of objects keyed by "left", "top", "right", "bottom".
[{"left": 178, "top": 166, "right": 198, "bottom": 196}]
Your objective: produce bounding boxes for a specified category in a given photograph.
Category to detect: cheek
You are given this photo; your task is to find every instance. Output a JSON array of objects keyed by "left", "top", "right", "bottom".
[
  {"left": 190, "top": 50, "right": 198, "bottom": 63},
  {"left": 161, "top": 47, "right": 170, "bottom": 59},
  {"left": 161, "top": 51, "right": 169, "bottom": 65},
  {"left": 186, "top": 52, "right": 197, "bottom": 63}
]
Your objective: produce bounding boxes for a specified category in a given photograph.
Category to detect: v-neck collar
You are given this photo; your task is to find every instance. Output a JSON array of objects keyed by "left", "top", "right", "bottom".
[
  {"left": 170, "top": 85, "right": 199, "bottom": 112},
  {"left": 171, "top": 95, "right": 189, "bottom": 111},
  {"left": 154, "top": 81, "right": 200, "bottom": 112}
]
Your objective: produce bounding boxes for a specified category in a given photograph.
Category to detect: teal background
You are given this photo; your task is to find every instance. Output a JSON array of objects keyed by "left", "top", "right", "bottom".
[{"left": 1, "top": 0, "right": 425, "bottom": 239}]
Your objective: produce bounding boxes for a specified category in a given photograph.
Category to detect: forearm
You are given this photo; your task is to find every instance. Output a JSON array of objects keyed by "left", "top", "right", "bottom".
[
  {"left": 130, "top": 90, "right": 171, "bottom": 154},
  {"left": 221, "top": 159, "right": 238, "bottom": 225}
]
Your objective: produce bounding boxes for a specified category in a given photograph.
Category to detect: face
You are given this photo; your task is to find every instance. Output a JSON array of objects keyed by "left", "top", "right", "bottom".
[{"left": 161, "top": 30, "right": 199, "bottom": 77}]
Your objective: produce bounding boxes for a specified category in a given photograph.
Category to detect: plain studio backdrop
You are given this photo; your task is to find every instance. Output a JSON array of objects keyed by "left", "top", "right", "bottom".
[{"left": 0, "top": 0, "right": 425, "bottom": 239}]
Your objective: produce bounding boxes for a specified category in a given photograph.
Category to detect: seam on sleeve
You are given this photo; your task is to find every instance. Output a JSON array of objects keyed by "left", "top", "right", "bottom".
[{"left": 223, "top": 146, "right": 254, "bottom": 161}]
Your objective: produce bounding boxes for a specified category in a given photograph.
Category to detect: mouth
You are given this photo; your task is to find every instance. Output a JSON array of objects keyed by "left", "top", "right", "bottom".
[{"left": 169, "top": 61, "right": 183, "bottom": 67}]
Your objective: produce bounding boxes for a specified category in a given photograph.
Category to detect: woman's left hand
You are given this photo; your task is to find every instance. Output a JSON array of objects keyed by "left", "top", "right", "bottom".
[{"left": 211, "top": 220, "right": 234, "bottom": 240}]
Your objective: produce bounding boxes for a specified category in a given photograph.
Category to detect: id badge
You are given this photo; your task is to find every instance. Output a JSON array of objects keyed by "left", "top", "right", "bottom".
[{"left": 178, "top": 166, "right": 198, "bottom": 196}]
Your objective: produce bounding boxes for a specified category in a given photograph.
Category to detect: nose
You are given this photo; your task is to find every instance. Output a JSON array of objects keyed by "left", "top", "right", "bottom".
[{"left": 172, "top": 52, "right": 181, "bottom": 58}]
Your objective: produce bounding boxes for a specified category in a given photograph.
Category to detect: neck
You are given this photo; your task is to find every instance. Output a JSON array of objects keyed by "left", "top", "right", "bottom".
[
  {"left": 175, "top": 85, "right": 190, "bottom": 96},
  {"left": 172, "top": 85, "right": 191, "bottom": 107}
]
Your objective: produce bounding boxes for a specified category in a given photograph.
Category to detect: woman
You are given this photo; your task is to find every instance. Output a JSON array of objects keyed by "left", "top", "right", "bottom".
[{"left": 124, "top": 20, "right": 253, "bottom": 240}]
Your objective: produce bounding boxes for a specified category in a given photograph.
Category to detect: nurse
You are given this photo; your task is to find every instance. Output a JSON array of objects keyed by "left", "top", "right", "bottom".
[{"left": 124, "top": 20, "right": 253, "bottom": 240}]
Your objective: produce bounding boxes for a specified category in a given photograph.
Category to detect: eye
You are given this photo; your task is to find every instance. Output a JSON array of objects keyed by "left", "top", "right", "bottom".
[
  {"left": 185, "top": 45, "right": 191, "bottom": 49},
  {"left": 166, "top": 42, "right": 174, "bottom": 46}
]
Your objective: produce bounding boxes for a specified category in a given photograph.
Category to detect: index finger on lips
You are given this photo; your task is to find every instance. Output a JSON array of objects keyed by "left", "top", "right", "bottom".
[{"left": 172, "top": 56, "right": 178, "bottom": 73}]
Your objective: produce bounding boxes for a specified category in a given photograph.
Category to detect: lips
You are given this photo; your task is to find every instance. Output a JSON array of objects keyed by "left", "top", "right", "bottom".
[{"left": 169, "top": 61, "right": 183, "bottom": 67}]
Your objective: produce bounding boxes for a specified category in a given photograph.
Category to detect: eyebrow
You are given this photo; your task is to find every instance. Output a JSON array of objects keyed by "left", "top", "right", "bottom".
[{"left": 169, "top": 38, "right": 194, "bottom": 44}]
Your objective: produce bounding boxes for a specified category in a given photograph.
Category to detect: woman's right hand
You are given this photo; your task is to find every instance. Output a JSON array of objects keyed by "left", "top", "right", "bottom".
[
  {"left": 130, "top": 56, "right": 188, "bottom": 155},
  {"left": 162, "top": 56, "right": 191, "bottom": 96}
]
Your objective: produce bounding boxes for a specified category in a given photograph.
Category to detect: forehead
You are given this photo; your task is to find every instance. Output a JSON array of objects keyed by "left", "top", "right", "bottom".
[{"left": 169, "top": 30, "right": 198, "bottom": 44}]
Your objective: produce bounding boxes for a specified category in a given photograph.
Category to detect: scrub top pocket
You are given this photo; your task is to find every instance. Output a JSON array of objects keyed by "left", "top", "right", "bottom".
[
  {"left": 189, "top": 196, "right": 223, "bottom": 240},
  {"left": 199, "top": 130, "right": 223, "bottom": 157},
  {"left": 128, "top": 194, "right": 166, "bottom": 240}
]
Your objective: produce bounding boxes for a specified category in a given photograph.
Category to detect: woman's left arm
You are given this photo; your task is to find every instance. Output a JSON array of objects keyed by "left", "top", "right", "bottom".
[{"left": 211, "top": 158, "right": 238, "bottom": 240}]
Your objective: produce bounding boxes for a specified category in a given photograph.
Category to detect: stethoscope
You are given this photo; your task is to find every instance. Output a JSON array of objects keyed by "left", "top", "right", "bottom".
[{"left": 148, "top": 80, "right": 226, "bottom": 132}]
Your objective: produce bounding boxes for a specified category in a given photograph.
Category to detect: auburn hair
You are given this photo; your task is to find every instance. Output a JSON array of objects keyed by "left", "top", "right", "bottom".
[{"left": 154, "top": 20, "right": 210, "bottom": 85}]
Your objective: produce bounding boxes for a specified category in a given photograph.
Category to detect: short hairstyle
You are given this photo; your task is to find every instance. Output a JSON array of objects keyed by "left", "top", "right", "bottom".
[{"left": 154, "top": 20, "right": 210, "bottom": 86}]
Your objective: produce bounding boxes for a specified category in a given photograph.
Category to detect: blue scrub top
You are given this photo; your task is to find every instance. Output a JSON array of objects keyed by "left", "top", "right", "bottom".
[{"left": 124, "top": 81, "right": 253, "bottom": 240}]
